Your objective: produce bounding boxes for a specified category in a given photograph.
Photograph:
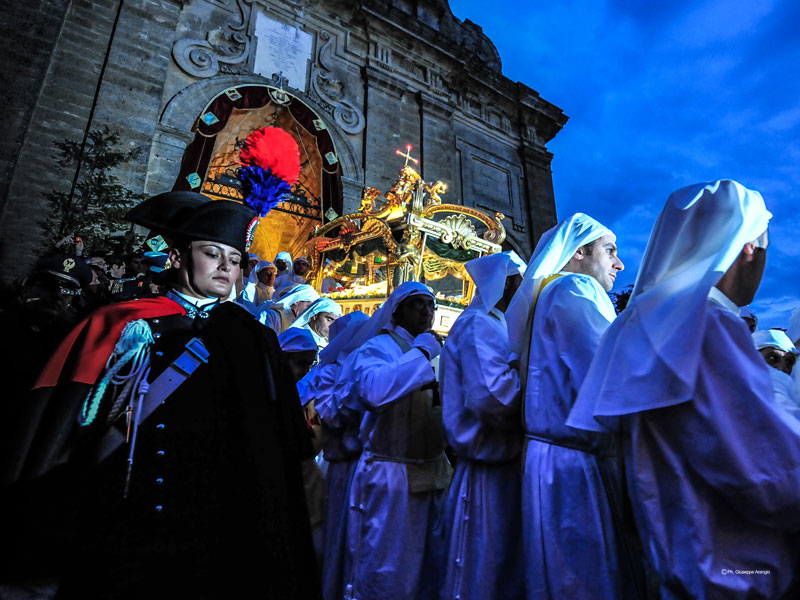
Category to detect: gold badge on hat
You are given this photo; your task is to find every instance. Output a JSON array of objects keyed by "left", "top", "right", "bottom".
[{"left": 63, "top": 258, "right": 76, "bottom": 273}]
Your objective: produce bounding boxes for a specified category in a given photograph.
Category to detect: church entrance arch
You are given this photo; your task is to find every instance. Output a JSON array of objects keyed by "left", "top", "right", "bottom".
[{"left": 172, "top": 85, "right": 343, "bottom": 264}]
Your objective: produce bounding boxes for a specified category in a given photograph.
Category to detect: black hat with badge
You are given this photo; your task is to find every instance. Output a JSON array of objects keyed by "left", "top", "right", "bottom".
[
  {"left": 125, "top": 191, "right": 210, "bottom": 238},
  {"left": 36, "top": 253, "right": 94, "bottom": 289},
  {"left": 125, "top": 191, "right": 256, "bottom": 257},
  {"left": 168, "top": 200, "right": 258, "bottom": 257}
]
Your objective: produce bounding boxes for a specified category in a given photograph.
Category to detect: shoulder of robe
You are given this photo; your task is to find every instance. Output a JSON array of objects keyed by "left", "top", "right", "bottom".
[
  {"left": 549, "top": 272, "right": 603, "bottom": 297},
  {"left": 351, "top": 332, "right": 394, "bottom": 358},
  {"left": 455, "top": 309, "right": 502, "bottom": 336}
]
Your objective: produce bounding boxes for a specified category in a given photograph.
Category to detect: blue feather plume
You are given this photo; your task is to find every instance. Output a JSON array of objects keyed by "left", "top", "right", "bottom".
[{"left": 238, "top": 165, "right": 292, "bottom": 217}]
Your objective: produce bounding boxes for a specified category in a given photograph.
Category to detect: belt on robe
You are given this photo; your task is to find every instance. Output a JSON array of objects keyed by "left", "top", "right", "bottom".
[
  {"left": 524, "top": 432, "right": 598, "bottom": 455},
  {"left": 455, "top": 454, "right": 521, "bottom": 466},
  {"left": 363, "top": 448, "right": 445, "bottom": 465}
]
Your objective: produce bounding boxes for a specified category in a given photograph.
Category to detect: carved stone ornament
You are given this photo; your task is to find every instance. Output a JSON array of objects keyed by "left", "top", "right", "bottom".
[
  {"left": 310, "top": 31, "right": 365, "bottom": 134},
  {"left": 172, "top": 0, "right": 254, "bottom": 78}
]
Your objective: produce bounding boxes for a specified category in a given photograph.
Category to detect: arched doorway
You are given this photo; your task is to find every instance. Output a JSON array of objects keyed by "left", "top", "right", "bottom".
[{"left": 171, "top": 85, "right": 343, "bottom": 263}]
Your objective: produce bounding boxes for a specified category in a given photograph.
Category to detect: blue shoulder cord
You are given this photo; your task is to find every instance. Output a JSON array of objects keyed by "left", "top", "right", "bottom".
[{"left": 78, "top": 319, "right": 153, "bottom": 498}]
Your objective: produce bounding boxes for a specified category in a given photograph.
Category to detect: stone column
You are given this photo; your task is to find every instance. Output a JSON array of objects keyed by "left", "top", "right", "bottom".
[{"left": 519, "top": 141, "right": 558, "bottom": 250}]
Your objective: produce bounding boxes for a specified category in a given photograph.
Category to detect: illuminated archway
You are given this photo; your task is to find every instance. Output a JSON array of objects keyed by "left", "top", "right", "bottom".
[{"left": 172, "top": 85, "right": 343, "bottom": 263}]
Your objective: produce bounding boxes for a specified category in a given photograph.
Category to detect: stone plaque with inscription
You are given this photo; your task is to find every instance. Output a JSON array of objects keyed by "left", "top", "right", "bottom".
[{"left": 253, "top": 12, "right": 313, "bottom": 91}]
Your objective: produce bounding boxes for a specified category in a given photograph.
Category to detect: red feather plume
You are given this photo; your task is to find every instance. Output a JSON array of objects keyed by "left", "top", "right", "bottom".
[{"left": 238, "top": 127, "right": 301, "bottom": 184}]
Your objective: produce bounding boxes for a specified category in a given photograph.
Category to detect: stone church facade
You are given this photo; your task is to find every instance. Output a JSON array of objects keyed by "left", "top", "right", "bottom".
[{"left": 1, "top": 0, "right": 567, "bottom": 282}]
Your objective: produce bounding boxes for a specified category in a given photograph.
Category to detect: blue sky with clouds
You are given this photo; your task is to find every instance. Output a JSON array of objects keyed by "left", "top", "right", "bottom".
[{"left": 450, "top": 0, "right": 800, "bottom": 328}]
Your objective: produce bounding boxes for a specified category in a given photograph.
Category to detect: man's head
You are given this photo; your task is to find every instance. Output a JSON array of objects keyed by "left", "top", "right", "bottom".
[
  {"left": 125, "top": 252, "right": 144, "bottom": 275},
  {"left": 740, "top": 306, "right": 758, "bottom": 333},
  {"left": 309, "top": 312, "right": 339, "bottom": 340},
  {"left": 562, "top": 233, "right": 624, "bottom": 291},
  {"left": 278, "top": 328, "right": 319, "bottom": 381},
  {"left": 392, "top": 292, "right": 436, "bottom": 336},
  {"left": 714, "top": 230, "right": 768, "bottom": 307},
  {"left": 293, "top": 257, "right": 310, "bottom": 277},
  {"left": 273, "top": 283, "right": 320, "bottom": 316},
  {"left": 291, "top": 299, "right": 314, "bottom": 317},
  {"left": 19, "top": 254, "right": 93, "bottom": 322},
  {"left": 753, "top": 329, "right": 798, "bottom": 375},
  {"left": 759, "top": 347, "right": 796, "bottom": 376},
  {"left": 107, "top": 256, "right": 126, "bottom": 279},
  {"left": 257, "top": 262, "right": 278, "bottom": 287},
  {"left": 168, "top": 240, "right": 242, "bottom": 299},
  {"left": 293, "top": 297, "right": 343, "bottom": 337},
  {"left": 87, "top": 256, "right": 108, "bottom": 273},
  {"left": 274, "top": 251, "right": 292, "bottom": 273},
  {"left": 244, "top": 254, "right": 260, "bottom": 277},
  {"left": 464, "top": 250, "right": 526, "bottom": 314}
]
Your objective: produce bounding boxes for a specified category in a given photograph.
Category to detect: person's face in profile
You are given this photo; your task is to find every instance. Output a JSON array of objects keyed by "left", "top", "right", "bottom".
[{"left": 309, "top": 312, "right": 339, "bottom": 340}]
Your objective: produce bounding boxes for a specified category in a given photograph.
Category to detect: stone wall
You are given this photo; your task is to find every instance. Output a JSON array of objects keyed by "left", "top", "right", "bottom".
[
  {"left": 1, "top": 0, "right": 567, "bottom": 283},
  {"left": 1, "top": 0, "right": 188, "bottom": 283},
  {"left": 0, "top": 0, "right": 72, "bottom": 223}
]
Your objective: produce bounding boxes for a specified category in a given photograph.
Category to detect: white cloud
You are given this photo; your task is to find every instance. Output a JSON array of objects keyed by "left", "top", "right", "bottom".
[
  {"left": 751, "top": 295, "right": 800, "bottom": 329},
  {"left": 762, "top": 107, "right": 800, "bottom": 133},
  {"left": 667, "top": 0, "right": 779, "bottom": 48}
]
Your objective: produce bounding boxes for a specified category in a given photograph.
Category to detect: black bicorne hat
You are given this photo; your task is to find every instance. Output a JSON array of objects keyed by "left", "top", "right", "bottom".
[
  {"left": 171, "top": 200, "right": 256, "bottom": 257},
  {"left": 125, "top": 191, "right": 210, "bottom": 236},
  {"left": 126, "top": 192, "right": 257, "bottom": 257}
]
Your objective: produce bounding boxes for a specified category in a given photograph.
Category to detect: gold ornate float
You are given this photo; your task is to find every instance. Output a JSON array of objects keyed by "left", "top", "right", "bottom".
[{"left": 302, "top": 146, "right": 506, "bottom": 333}]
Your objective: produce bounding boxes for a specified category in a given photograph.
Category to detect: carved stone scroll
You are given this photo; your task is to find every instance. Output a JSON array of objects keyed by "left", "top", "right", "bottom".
[
  {"left": 310, "top": 31, "right": 365, "bottom": 134},
  {"left": 172, "top": 0, "right": 254, "bottom": 78}
]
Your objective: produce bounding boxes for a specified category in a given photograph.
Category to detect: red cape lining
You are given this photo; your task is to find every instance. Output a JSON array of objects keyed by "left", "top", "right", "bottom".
[{"left": 34, "top": 297, "right": 186, "bottom": 389}]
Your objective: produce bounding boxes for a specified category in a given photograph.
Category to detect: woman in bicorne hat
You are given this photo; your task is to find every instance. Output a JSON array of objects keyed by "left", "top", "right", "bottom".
[{"left": 2, "top": 191, "right": 322, "bottom": 599}]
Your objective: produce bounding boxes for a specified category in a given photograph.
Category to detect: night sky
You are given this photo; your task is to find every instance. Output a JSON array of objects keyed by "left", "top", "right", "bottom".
[{"left": 450, "top": 0, "right": 800, "bottom": 329}]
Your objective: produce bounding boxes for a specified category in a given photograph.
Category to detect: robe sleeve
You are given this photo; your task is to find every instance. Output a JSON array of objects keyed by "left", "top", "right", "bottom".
[
  {"left": 311, "top": 364, "right": 340, "bottom": 422},
  {"left": 647, "top": 306, "right": 800, "bottom": 530},
  {"left": 453, "top": 313, "right": 520, "bottom": 425},
  {"left": 352, "top": 335, "right": 436, "bottom": 410}
]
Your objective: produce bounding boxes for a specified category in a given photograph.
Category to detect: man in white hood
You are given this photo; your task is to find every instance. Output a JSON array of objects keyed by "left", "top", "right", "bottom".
[
  {"left": 504, "top": 213, "right": 637, "bottom": 600},
  {"left": 568, "top": 180, "right": 800, "bottom": 599},
  {"left": 439, "top": 250, "right": 526, "bottom": 600}
]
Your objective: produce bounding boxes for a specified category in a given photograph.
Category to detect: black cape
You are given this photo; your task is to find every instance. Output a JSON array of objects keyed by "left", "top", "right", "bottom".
[{"left": 2, "top": 301, "right": 321, "bottom": 599}]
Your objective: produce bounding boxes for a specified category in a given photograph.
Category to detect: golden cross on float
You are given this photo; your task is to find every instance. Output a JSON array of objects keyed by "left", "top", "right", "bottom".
[{"left": 395, "top": 144, "right": 419, "bottom": 167}]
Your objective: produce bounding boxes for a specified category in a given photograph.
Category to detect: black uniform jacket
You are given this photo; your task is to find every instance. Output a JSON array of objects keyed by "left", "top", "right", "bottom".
[{"left": 2, "top": 299, "right": 322, "bottom": 599}]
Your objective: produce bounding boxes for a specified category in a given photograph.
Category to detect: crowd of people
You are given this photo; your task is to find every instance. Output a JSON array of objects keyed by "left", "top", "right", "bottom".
[{"left": 1, "top": 179, "right": 799, "bottom": 600}]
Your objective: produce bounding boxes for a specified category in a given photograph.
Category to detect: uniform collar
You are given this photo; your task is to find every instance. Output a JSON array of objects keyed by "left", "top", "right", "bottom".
[{"left": 166, "top": 289, "right": 221, "bottom": 318}]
